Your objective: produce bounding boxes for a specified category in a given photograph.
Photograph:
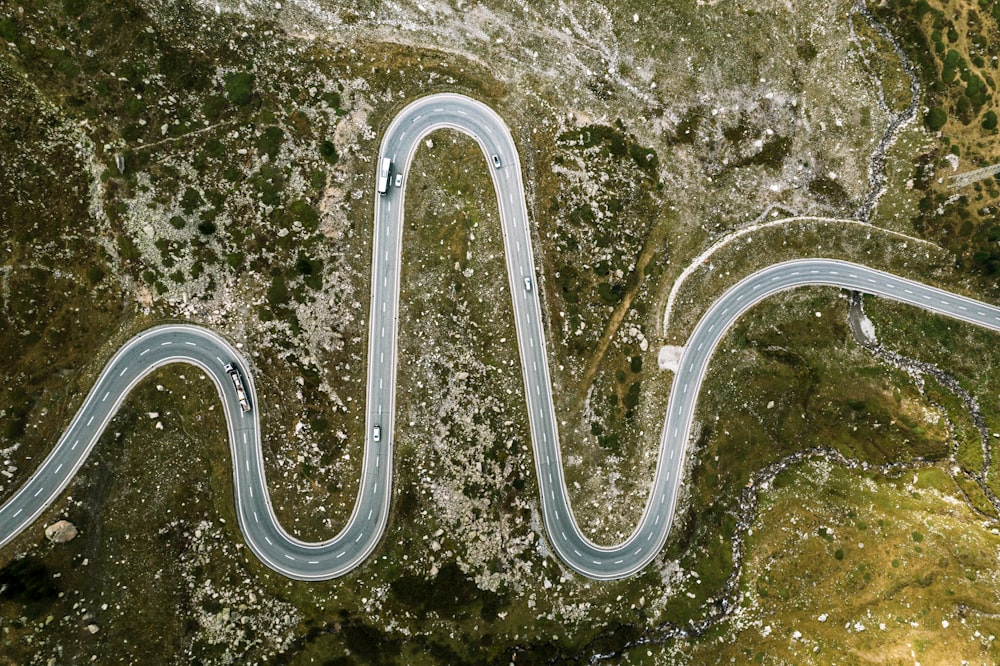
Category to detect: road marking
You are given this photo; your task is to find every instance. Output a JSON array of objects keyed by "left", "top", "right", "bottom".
[
  {"left": 161, "top": 341, "right": 172, "bottom": 346},
  {"left": 368, "top": 509, "right": 373, "bottom": 520},
  {"left": 866, "top": 278, "right": 876, "bottom": 284},
  {"left": 337, "top": 552, "right": 346, "bottom": 558},
  {"left": 647, "top": 533, "right": 653, "bottom": 541},
  {"left": 978, "top": 311, "right": 987, "bottom": 316},
  {"left": 770, "top": 275, "right": 781, "bottom": 281},
  {"left": 13, "top": 508, "right": 22, "bottom": 518},
  {"left": 185, "top": 341, "right": 197, "bottom": 346},
  {"left": 615, "top": 559, "right": 623, "bottom": 565},
  {"left": 119, "top": 367, "right": 128, "bottom": 377},
  {"left": 140, "top": 348, "right": 151, "bottom": 356},
  {"left": 308, "top": 560, "right": 319, "bottom": 565},
  {"left": 102, "top": 392, "right": 109, "bottom": 402},
  {"left": 904, "top": 288, "right": 914, "bottom": 294},
  {"left": 382, "top": 302, "right": 386, "bottom": 313},
  {"left": 355, "top": 533, "right": 363, "bottom": 543},
  {"left": 574, "top": 548, "right": 582, "bottom": 556},
  {"left": 380, "top": 352, "right": 384, "bottom": 363},
  {"left": 249, "top": 486, "right": 253, "bottom": 498},
  {"left": 265, "top": 536, "right": 273, "bottom": 545},
  {"left": 71, "top": 440, "right": 79, "bottom": 450},
  {"left": 683, "top": 383, "right": 689, "bottom": 394},
  {"left": 655, "top": 514, "right": 661, "bottom": 525},
  {"left": 34, "top": 487, "right": 44, "bottom": 497},
  {"left": 561, "top": 530, "right": 567, "bottom": 540},
  {"left": 54, "top": 464, "right": 62, "bottom": 474},
  {"left": 285, "top": 554, "right": 295, "bottom": 561},
  {"left": 959, "top": 305, "right": 968, "bottom": 311},
  {"left": 634, "top": 548, "right": 642, "bottom": 555},
  {"left": 87, "top": 416, "right": 94, "bottom": 426},
  {"left": 486, "top": 126, "right": 493, "bottom": 135},
  {"left": 254, "top": 511, "right": 259, "bottom": 522},
  {"left": 379, "top": 379, "right": 383, "bottom": 389}
]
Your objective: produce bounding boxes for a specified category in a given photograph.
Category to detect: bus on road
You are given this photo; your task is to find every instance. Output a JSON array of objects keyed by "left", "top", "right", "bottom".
[{"left": 377, "top": 157, "right": 391, "bottom": 195}]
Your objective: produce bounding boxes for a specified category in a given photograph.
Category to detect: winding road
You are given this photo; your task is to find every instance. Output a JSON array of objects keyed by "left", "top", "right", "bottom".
[{"left": 2, "top": 93, "right": 1000, "bottom": 581}]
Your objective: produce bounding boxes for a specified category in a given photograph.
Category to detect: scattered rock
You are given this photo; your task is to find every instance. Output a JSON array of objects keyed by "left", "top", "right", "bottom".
[
  {"left": 85, "top": 623, "right": 99, "bottom": 634},
  {"left": 44, "top": 520, "right": 78, "bottom": 544}
]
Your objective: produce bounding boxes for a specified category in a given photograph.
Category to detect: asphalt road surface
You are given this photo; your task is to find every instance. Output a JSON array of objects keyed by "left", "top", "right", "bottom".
[{"left": 3, "top": 93, "right": 1000, "bottom": 581}]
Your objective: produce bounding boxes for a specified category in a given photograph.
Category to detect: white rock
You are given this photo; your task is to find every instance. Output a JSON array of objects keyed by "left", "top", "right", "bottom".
[
  {"left": 818, "top": 614, "right": 828, "bottom": 622},
  {"left": 147, "top": 412, "right": 159, "bottom": 419},
  {"left": 44, "top": 520, "right": 78, "bottom": 544},
  {"left": 767, "top": 401, "right": 775, "bottom": 409},
  {"left": 942, "top": 619, "right": 949, "bottom": 628}
]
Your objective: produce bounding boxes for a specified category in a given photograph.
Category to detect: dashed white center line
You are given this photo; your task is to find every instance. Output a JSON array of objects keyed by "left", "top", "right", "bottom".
[
  {"left": 34, "top": 487, "right": 44, "bottom": 497},
  {"left": 54, "top": 464, "right": 62, "bottom": 474},
  {"left": 102, "top": 392, "right": 109, "bottom": 402},
  {"left": 71, "top": 440, "right": 79, "bottom": 450},
  {"left": 185, "top": 341, "right": 196, "bottom": 346},
  {"left": 119, "top": 367, "right": 128, "bottom": 377},
  {"left": 265, "top": 536, "right": 273, "bottom": 545},
  {"left": 161, "top": 341, "right": 172, "bottom": 346},
  {"left": 13, "top": 508, "right": 22, "bottom": 518},
  {"left": 86, "top": 416, "right": 94, "bottom": 426},
  {"left": 140, "top": 349, "right": 151, "bottom": 356}
]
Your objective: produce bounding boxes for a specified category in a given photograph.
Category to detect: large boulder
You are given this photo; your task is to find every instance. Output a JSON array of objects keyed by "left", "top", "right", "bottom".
[{"left": 44, "top": 520, "right": 78, "bottom": 544}]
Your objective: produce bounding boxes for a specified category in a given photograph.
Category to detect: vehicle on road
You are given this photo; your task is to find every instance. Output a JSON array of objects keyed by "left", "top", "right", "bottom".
[
  {"left": 224, "top": 363, "right": 251, "bottom": 412},
  {"left": 524, "top": 277, "right": 532, "bottom": 291},
  {"left": 373, "top": 425, "right": 381, "bottom": 442},
  {"left": 377, "top": 157, "right": 392, "bottom": 195},
  {"left": 491, "top": 154, "right": 502, "bottom": 168},
  {"left": 394, "top": 173, "right": 402, "bottom": 188}
]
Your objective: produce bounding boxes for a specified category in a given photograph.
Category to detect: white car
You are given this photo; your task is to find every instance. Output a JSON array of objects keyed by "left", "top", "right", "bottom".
[
  {"left": 523, "top": 277, "right": 532, "bottom": 291},
  {"left": 491, "top": 154, "right": 502, "bottom": 168},
  {"left": 394, "top": 173, "right": 403, "bottom": 187},
  {"left": 373, "top": 425, "right": 381, "bottom": 442}
]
